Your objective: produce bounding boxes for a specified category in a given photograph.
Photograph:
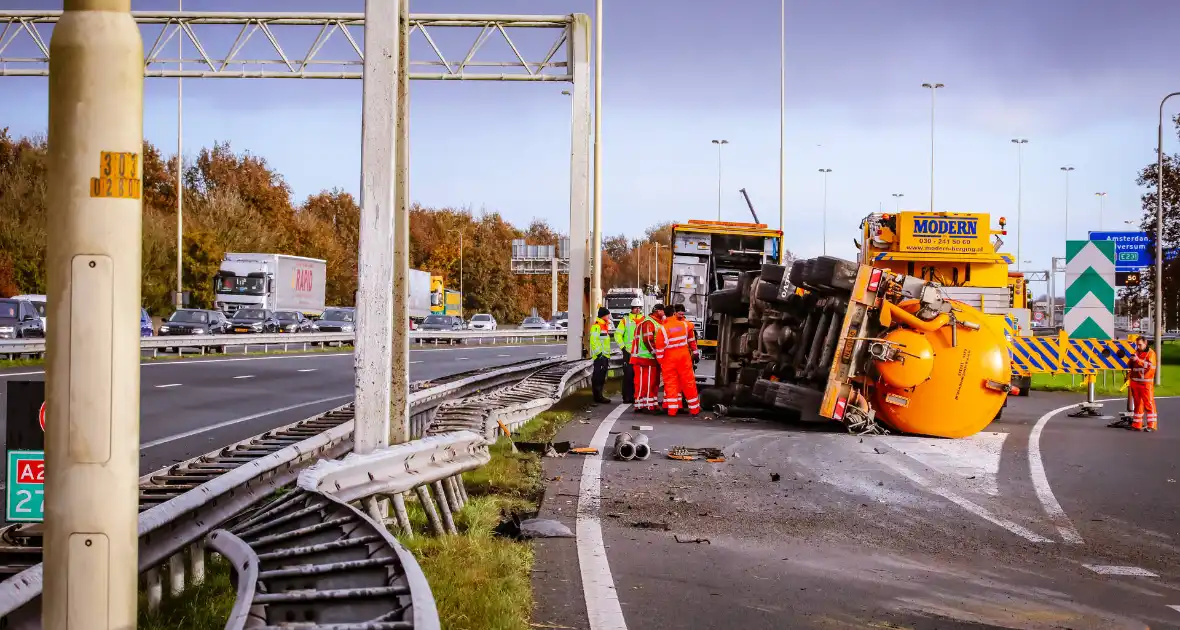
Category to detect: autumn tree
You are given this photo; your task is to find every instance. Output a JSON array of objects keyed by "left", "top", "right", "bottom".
[{"left": 1127, "top": 113, "right": 1180, "bottom": 326}]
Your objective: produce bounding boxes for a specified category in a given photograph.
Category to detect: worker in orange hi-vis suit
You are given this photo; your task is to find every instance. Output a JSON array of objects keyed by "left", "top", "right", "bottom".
[
  {"left": 1124, "top": 335, "right": 1158, "bottom": 432},
  {"left": 655, "top": 304, "right": 701, "bottom": 416},
  {"left": 630, "top": 303, "right": 666, "bottom": 413}
]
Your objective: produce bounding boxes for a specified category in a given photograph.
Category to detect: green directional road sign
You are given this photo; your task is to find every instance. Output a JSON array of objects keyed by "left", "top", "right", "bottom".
[
  {"left": 5, "top": 450, "right": 44, "bottom": 522},
  {"left": 1064, "top": 240, "right": 1116, "bottom": 340}
]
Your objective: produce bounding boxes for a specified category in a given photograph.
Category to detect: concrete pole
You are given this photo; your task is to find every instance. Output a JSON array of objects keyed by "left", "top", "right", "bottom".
[
  {"left": 567, "top": 14, "right": 591, "bottom": 360},
  {"left": 589, "top": 0, "right": 604, "bottom": 316},
  {"left": 389, "top": 0, "right": 410, "bottom": 444},
  {"left": 354, "top": 0, "right": 399, "bottom": 453},
  {"left": 43, "top": 1, "right": 144, "bottom": 627},
  {"left": 175, "top": 0, "right": 183, "bottom": 309},
  {"left": 551, "top": 256, "right": 558, "bottom": 319}
]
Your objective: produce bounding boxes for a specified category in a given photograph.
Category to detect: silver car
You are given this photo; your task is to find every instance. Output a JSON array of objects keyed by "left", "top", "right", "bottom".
[
  {"left": 469, "top": 313, "right": 498, "bottom": 331},
  {"left": 520, "top": 316, "right": 551, "bottom": 330}
]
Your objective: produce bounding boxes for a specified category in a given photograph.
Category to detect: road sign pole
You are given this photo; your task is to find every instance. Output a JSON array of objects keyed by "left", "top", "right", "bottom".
[{"left": 43, "top": 1, "right": 144, "bottom": 627}]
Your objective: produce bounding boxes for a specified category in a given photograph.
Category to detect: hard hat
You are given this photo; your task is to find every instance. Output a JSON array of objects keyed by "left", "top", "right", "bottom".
[{"left": 630, "top": 297, "right": 643, "bottom": 308}]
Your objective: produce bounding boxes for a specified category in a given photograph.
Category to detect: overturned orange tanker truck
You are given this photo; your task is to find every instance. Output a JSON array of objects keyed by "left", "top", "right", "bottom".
[{"left": 706, "top": 254, "right": 1014, "bottom": 438}]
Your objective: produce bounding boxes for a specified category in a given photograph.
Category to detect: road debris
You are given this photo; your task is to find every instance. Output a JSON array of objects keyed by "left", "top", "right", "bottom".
[
  {"left": 632, "top": 424, "right": 654, "bottom": 431},
  {"left": 630, "top": 521, "right": 671, "bottom": 531},
  {"left": 569, "top": 447, "right": 599, "bottom": 455},
  {"left": 674, "top": 535, "right": 711, "bottom": 544},
  {"left": 668, "top": 446, "right": 724, "bottom": 461},
  {"left": 770, "top": 472, "right": 781, "bottom": 482}
]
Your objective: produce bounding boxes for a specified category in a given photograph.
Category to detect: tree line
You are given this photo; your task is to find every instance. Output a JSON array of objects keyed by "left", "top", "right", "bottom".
[
  {"left": 0, "top": 128, "right": 679, "bottom": 323},
  {"left": 1122, "top": 114, "right": 1180, "bottom": 327}
]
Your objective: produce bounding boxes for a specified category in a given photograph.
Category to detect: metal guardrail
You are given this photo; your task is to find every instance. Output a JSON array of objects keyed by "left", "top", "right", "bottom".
[
  {"left": 0, "top": 329, "right": 569, "bottom": 358},
  {"left": 0, "top": 356, "right": 569, "bottom": 627}
]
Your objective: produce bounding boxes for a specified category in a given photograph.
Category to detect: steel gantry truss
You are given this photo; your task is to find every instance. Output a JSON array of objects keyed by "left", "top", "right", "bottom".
[{"left": 0, "top": 11, "right": 574, "bottom": 80}]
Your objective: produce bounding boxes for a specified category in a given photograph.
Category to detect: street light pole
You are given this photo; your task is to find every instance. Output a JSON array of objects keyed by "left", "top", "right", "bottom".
[
  {"left": 819, "top": 168, "right": 832, "bottom": 255},
  {"left": 449, "top": 229, "right": 464, "bottom": 318},
  {"left": 711, "top": 139, "right": 728, "bottom": 220},
  {"left": 1011, "top": 139, "right": 1028, "bottom": 268},
  {"left": 778, "top": 0, "right": 785, "bottom": 250},
  {"left": 891, "top": 192, "right": 903, "bottom": 212},
  {"left": 176, "top": 0, "right": 184, "bottom": 309},
  {"left": 589, "top": 0, "right": 604, "bottom": 314},
  {"left": 1095, "top": 191, "right": 1107, "bottom": 230},
  {"left": 1060, "top": 166, "right": 1075, "bottom": 246},
  {"left": 921, "top": 82, "right": 944, "bottom": 212},
  {"left": 1155, "top": 92, "right": 1180, "bottom": 385}
]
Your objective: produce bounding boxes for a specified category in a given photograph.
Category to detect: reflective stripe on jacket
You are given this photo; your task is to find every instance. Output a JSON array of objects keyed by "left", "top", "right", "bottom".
[
  {"left": 1130, "top": 348, "right": 1157, "bottom": 382},
  {"left": 655, "top": 317, "right": 690, "bottom": 360},
  {"left": 633, "top": 316, "right": 662, "bottom": 360}
]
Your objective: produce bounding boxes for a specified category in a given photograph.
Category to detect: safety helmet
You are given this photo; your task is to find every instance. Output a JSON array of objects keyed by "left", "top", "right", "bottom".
[{"left": 629, "top": 297, "right": 644, "bottom": 308}]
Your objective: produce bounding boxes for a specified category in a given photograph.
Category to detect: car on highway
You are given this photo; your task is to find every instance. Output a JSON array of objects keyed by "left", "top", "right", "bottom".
[
  {"left": 273, "top": 310, "right": 314, "bottom": 333},
  {"left": 314, "top": 307, "right": 356, "bottom": 333},
  {"left": 520, "top": 316, "right": 552, "bottom": 330},
  {"left": 468, "top": 313, "right": 497, "bottom": 331},
  {"left": 141, "top": 308, "right": 154, "bottom": 337},
  {"left": 158, "top": 309, "right": 232, "bottom": 337},
  {"left": 228, "top": 308, "right": 277, "bottom": 334},
  {"left": 551, "top": 311, "right": 568, "bottom": 330},
  {"left": 418, "top": 314, "right": 465, "bottom": 331},
  {"left": 10, "top": 294, "right": 46, "bottom": 331},
  {"left": 0, "top": 298, "right": 46, "bottom": 340}
]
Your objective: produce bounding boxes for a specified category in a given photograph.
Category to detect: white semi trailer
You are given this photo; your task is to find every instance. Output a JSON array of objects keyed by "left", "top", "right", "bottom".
[{"left": 213, "top": 253, "right": 327, "bottom": 317}]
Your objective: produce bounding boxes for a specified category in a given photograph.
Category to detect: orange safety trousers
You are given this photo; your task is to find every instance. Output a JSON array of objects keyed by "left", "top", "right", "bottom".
[
  {"left": 659, "top": 352, "right": 700, "bottom": 416},
  {"left": 1129, "top": 380, "right": 1157, "bottom": 430},
  {"left": 631, "top": 357, "right": 661, "bottom": 412}
]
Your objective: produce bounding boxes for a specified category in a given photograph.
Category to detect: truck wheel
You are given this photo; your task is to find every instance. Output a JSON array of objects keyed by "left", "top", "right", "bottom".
[
  {"left": 1012, "top": 375, "right": 1031, "bottom": 397},
  {"left": 789, "top": 260, "right": 807, "bottom": 287},
  {"left": 760, "top": 263, "right": 786, "bottom": 285},
  {"left": 710, "top": 288, "right": 747, "bottom": 316},
  {"left": 754, "top": 281, "right": 782, "bottom": 305}
]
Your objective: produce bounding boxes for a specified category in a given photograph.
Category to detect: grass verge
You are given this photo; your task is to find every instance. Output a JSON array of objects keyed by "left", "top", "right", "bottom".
[
  {"left": 396, "top": 380, "right": 620, "bottom": 630},
  {"left": 136, "top": 557, "right": 235, "bottom": 630},
  {"left": 1030, "top": 340, "right": 1180, "bottom": 397}
]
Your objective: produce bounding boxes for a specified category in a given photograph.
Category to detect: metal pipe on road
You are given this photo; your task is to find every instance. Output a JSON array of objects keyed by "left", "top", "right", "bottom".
[{"left": 43, "top": 0, "right": 145, "bottom": 626}]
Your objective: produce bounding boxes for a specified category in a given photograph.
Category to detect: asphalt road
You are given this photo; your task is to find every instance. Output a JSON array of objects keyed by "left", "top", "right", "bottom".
[
  {"left": 533, "top": 392, "right": 1180, "bottom": 629},
  {"left": 0, "top": 343, "right": 566, "bottom": 473}
]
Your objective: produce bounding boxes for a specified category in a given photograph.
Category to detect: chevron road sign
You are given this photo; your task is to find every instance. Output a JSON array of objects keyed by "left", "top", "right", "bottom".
[{"left": 1064, "top": 240, "right": 1115, "bottom": 340}]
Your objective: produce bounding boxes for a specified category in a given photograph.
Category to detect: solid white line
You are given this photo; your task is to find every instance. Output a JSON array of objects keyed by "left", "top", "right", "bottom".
[
  {"left": 457, "top": 357, "right": 470, "bottom": 361},
  {"left": 1029, "top": 402, "right": 1087, "bottom": 544},
  {"left": 233, "top": 375, "right": 254, "bottom": 379},
  {"left": 1083, "top": 564, "right": 1158, "bottom": 577},
  {"left": 883, "top": 458, "right": 1053, "bottom": 543},
  {"left": 497, "top": 354, "right": 510, "bottom": 357},
  {"left": 140, "top": 394, "right": 353, "bottom": 449},
  {"left": 297, "top": 368, "right": 316, "bottom": 372},
  {"left": 155, "top": 383, "right": 182, "bottom": 389},
  {"left": 577, "top": 403, "right": 631, "bottom": 630},
  {"left": 1168, "top": 605, "right": 1180, "bottom": 614},
  {"left": 410, "top": 361, "right": 424, "bottom": 364}
]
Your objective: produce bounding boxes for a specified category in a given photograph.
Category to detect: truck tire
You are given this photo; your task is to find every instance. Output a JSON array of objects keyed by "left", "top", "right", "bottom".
[
  {"left": 710, "top": 288, "right": 746, "bottom": 316},
  {"left": 760, "top": 263, "right": 786, "bottom": 285},
  {"left": 789, "top": 260, "right": 807, "bottom": 288},
  {"left": 737, "top": 366, "right": 760, "bottom": 387},
  {"left": 754, "top": 281, "right": 783, "bottom": 305}
]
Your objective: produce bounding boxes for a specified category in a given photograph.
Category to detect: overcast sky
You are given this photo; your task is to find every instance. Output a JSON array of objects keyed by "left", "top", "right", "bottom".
[{"left": 2, "top": 0, "right": 1179, "bottom": 282}]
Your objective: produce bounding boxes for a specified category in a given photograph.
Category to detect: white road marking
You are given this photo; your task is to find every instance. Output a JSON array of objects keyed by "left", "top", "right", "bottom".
[
  {"left": 1168, "top": 605, "right": 1180, "bottom": 614},
  {"left": 881, "top": 431, "right": 1007, "bottom": 496},
  {"left": 297, "top": 368, "right": 316, "bottom": 372},
  {"left": 141, "top": 395, "right": 353, "bottom": 449},
  {"left": 233, "top": 375, "right": 254, "bottom": 379},
  {"left": 577, "top": 404, "right": 631, "bottom": 630},
  {"left": 883, "top": 458, "right": 1053, "bottom": 543},
  {"left": 410, "top": 361, "right": 424, "bottom": 364},
  {"left": 1083, "top": 564, "right": 1158, "bottom": 577},
  {"left": 497, "top": 354, "right": 510, "bottom": 357},
  {"left": 457, "top": 357, "right": 470, "bottom": 361},
  {"left": 155, "top": 383, "right": 182, "bottom": 389},
  {"left": 1029, "top": 402, "right": 1086, "bottom": 544}
]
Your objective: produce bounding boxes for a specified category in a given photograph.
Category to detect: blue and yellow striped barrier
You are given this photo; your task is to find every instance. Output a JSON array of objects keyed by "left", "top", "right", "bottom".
[{"left": 1005, "top": 330, "right": 1134, "bottom": 375}]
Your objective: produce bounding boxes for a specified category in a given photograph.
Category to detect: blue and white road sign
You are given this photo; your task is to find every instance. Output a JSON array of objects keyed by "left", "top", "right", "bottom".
[{"left": 1088, "top": 231, "right": 1150, "bottom": 272}]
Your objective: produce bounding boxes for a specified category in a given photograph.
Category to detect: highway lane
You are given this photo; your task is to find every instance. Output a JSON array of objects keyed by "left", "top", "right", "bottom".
[
  {"left": 0, "top": 343, "right": 566, "bottom": 472},
  {"left": 532, "top": 393, "right": 1180, "bottom": 629}
]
